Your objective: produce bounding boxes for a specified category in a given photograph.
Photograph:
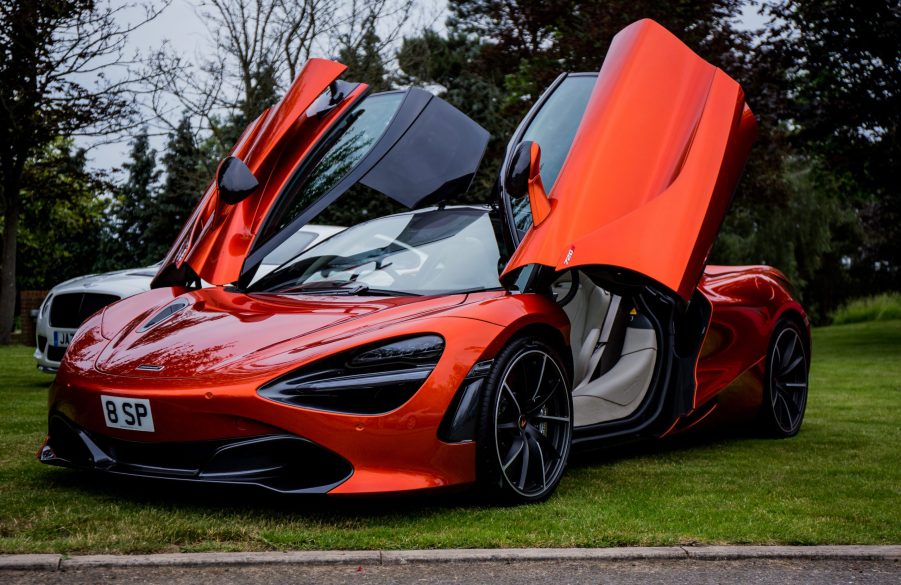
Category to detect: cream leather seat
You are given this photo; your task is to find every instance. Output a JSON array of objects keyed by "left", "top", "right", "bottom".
[
  {"left": 558, "top": 272, "right": 611, "bottom": 386},
  {"left": 555, "top": 270, "right": 658, "bottom": 428}
]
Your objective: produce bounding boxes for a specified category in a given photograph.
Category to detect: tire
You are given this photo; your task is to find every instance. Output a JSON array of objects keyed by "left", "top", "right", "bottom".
[
  {"left": 760, "top": 319, "right": 809, "bottom": 437},
  {"left": 476, "top": 335, "right": 573, "bottom": 504}
]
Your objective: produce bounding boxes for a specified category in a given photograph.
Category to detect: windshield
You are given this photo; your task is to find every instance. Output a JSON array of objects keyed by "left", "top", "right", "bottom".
[{"left": 250, "top": 207, "right": 502, "bottom": 296}]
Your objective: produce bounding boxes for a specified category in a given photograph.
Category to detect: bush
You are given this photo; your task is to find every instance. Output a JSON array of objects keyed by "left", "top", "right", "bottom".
[{"left": 831, "top": 293, "right": 901, "bottom": 325}]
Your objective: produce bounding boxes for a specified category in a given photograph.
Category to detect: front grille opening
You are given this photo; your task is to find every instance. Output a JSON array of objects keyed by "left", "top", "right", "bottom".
[
  {"left": 46, "top": 346, "right": 66, "bottom": 362},
  {"left": 45, "top": 415, "right": 353, "bottom": 493},
  {"left": 49, "top": 293, "right": 119, "bottom": 328}
]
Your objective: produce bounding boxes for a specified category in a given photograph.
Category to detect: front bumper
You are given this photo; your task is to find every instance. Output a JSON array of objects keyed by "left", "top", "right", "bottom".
[
  {"left": 40, "top": 414, "right": 354, "bottom": 494},
  {"left": 34, "top": 327, "right": 77, "bottom": 373}
]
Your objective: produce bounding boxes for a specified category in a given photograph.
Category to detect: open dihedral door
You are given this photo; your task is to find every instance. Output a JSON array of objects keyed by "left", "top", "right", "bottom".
[
  {"left": 501, "top": 19, "right": 758, "bottom": 303},
  {"left": 153, "top": 58, "right": 490, "bottom": 290},
  {"left": 152, "top": 59, "right": 359, "bottom": 288}
]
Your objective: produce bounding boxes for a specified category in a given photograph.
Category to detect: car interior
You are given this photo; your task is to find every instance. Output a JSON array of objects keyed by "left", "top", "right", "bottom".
[{"left": 552, "top": 271, "right": 659, "bottom": 428}]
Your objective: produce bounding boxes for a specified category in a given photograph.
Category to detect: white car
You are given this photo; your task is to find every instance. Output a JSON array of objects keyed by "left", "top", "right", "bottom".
[{"left": 34, "top": 225, "right": 343, "bottom": 372}]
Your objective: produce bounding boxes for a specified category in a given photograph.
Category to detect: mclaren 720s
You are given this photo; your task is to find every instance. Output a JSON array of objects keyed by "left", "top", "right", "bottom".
[{"left": 40, "top": 20, "right": 810, "bottom": 503}]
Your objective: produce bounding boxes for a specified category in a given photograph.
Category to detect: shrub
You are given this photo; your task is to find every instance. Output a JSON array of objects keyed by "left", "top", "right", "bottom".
[{"left": 831, "top": 292, "right": 901, "bottom": 325}]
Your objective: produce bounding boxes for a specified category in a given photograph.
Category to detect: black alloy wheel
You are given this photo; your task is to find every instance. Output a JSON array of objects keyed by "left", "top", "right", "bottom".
[
  {"left": 476, "top": 336, "right": 573, "bottom": 503},
  {"left": 761, "top": 320, "right": 809, "bottom": 437}
]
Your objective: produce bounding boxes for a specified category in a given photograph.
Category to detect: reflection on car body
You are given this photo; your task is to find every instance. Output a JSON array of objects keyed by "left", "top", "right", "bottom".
[{"left": 40, "top": 20, "right": 810, "bottom": 504}]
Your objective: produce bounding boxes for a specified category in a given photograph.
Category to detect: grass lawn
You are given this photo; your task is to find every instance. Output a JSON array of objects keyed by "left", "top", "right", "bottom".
[{"left": 0, "top": 320, "right": 899, "bottom": 553}]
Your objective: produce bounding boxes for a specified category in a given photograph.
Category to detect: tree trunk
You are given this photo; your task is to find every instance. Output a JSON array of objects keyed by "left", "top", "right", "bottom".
[{"left": 0, "top": 197, "right": 19, "bottom": 345}]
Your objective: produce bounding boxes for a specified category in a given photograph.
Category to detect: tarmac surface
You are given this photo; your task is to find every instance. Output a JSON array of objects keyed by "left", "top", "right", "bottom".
[
  {"left": 2, "top": 546, "right": 899, "bottom": 584},
  {"left": 2, "top": 558, "right": 899, "bottom": 584}
]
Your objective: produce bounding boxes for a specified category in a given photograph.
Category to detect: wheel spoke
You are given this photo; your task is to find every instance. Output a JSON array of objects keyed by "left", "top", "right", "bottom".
[
  {"left": 529, "top": 435, "right": 547, "bottom": 491},
  {"left": 501, "top": 437, "right": 525, "bottom": 471},
  {"left": 526, "top": 379, "right": 561, "bottom": 416},
  {"left": 783, "top": 382, "right": 807, "bottom": 389},
  {"left": 529, "top": 425, "right": 561, "bottom": 461},
  {"left": 532, "top": 414, "right": 569, "bottom": 424},
  {"left": 781, "top": 333, "right": 797, "bottom": 370},
  {"left": 531, "top": 354, "right": 547, "bottom": 402},
  {"left": 780, "top": 386, "right": 799, "bottom": 417},
  {"left": 517, "top": 436, "right": 531, "bottom": 490},
  {"left": 502, "top": 383, "right": 522, "bottom": 414},
  {"left": 497, "top": 422, "right": 520, "bottom": 432},
  {"left": 782, "top": 354, "right": 804, "bottom": 376},
  {"left": 773, "top": 390, "right": 794, "bottom": 428}
]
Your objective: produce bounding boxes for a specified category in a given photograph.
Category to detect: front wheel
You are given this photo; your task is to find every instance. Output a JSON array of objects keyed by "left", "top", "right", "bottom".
[
  {"left": 760, "top": 320, "right": 809, "bottom": 437},
  {"left": 476, "top": 336, "right": 573, "bottom": 504}
]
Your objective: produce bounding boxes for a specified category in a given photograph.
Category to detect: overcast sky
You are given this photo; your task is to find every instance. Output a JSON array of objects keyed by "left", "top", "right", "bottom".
[{"left": 82, "top": 0, "right": 770, "bottom": 174}]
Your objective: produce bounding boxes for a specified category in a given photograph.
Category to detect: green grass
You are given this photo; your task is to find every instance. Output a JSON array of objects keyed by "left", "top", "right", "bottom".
[
  {"left": 1, "top": 321, "right": 899, "bottom": 553},
  {"left": 832, "top": 292, "right": 901, "bottom": 325}
]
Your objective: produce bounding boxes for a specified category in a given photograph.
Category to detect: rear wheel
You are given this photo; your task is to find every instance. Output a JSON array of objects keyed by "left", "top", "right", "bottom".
[
  {"left": 476, "top": 336, "right": 573, "bottom": 504},
  {"left": 760, "top": 320, "right": 809, "bottom": 437}
]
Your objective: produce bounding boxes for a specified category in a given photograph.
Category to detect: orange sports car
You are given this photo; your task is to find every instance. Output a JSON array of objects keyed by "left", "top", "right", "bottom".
[{"left": 40, "top": 20, "right": 810, "bottom": 503}]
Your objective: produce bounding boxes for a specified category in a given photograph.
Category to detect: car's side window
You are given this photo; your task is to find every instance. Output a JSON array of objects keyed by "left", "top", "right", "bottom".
[
  {"left": 273, "top": 92, "right": 406, "bottom": 235},
  {"left": 511, "top": 75, "right": 596, "bottom": 234}
]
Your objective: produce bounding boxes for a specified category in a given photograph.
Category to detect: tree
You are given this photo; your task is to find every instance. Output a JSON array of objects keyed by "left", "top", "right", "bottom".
[
  {"left": 338, "top": 27, "right": 391, "bottom": 91},
  {"left": 143, "top": 115, "right": 210, "bottom": 264},
  {"left": 99, "top": 128, "right": 159, "bottom": 270},
  {"left": 762, "top": 0, "right": 901, "bottom": 302},
  {"left": 150, "top": 0, "right": 415, "bottom": 156},
  {"left": 399, "top": 1, "right": 752, "bottom": 198},
  {"left": 18, "top": 139, "right": 110, "bottom": 291},
  {"left": 0, "top": 0, "right": 164, "bottom": 343}
]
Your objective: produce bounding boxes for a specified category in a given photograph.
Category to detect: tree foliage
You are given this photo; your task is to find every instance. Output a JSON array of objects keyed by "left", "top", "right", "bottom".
[
  {"left": 97, "top": 128, "right": 159, "bottom": 271},
  {"left": 764, "top": 0, "right": 901, "bottom": 300},
  {"left": 150, "top": 0, "right": 414, "bottom": 154},
  {"left": 0, "top": 0, "right": 164, "bottom": 342},
  {"left": 142, "top": 115, "right": 211, "bottom": 264},
  {"left": 398, "top": 0, "right": 899, "bottom": 322},
  {"left": 17, "top": 139, "right": 110, "bottom": 291}
]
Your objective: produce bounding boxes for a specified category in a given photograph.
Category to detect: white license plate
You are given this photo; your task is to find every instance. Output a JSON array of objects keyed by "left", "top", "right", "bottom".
[
  {"left": 101, "top": 395, "right": 155, "bottom": 432},
  {"left": 52, "top": 330, "right": 75, "bottom": 347}
]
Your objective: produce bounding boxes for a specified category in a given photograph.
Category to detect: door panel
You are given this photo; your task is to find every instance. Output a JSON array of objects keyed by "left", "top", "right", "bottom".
[
  {"left": 153, "top": 63, "right": 490, "bottom": 289},
  {"left": 152, "top": 59, "right": 362, "bottom": 288},
  {"left": 501, "top": 20, "right": 757, "bottom": 302}
]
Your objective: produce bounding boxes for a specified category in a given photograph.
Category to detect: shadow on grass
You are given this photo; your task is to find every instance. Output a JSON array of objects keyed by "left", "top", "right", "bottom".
[
  {"left": 37, "top": 464, "right": 482, "bottom": 521},
  {"left": 32, "top": 420, "right": 766, "bottom": 520},
  {"left": 569, "top": 419, "right": 762, "bottom": 469}
]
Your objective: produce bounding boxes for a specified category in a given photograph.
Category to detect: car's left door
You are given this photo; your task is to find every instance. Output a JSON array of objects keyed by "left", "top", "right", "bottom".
[{"left": 153, "top": 61, "right": 490, "bottom": 289}]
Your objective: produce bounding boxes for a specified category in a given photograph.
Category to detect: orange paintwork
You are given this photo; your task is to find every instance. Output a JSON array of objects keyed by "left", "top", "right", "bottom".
[
  {"left": 155, "top": 59, "right": 367, "bottom": 286},
  {"left": 44, "top": 21, "right": 810, "bottom": 497},
  {"left": 49, "top": 261, "right": 803, "bottom": 494},
  {"left": 694, "top": 264, "right": 807, "bottom": 409},
  {"left": 51, "top": 287, "right": 570, "bottom": 494},
  {"left": 502, "top": 20, "right": 758, "bottom": 302}
]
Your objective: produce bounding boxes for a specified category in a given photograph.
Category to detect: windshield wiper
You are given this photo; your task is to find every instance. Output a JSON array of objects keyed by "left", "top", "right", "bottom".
[
  {"left": 268, "top": 280, "right": 418, "bottom": 297},
  {"left": 356, "top": 286, "right": 419, "bottom": 297}
]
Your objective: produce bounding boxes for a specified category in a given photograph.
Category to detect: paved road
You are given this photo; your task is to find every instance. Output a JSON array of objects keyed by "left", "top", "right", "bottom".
[{"left": 4, "top": 559, "right": 899, "bottom": 584}]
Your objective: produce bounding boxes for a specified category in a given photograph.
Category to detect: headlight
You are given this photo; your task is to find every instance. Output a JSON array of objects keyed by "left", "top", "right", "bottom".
[
  {"left": 38, "top": 294, "right": 53, "bottom": 320},
  {"left": 257, "top": 335, "right": 445, "bottom": 415}
]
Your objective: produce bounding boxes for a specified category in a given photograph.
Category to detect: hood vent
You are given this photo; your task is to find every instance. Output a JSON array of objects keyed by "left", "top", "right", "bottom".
[{"left": 138, "top": 300, "right": 189, "bottom": 333}]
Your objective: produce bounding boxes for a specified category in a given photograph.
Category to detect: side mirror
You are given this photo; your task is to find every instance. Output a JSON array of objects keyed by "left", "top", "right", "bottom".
[
  {"left": 505, "top": 141, "right": 551, "bottom": 226},
  {"left": 217, "top": 156, "right": 259, "bottom": 205}
]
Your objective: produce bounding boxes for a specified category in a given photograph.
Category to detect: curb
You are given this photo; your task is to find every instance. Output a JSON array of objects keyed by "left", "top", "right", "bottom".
[{"left": 1, "top": 546, "right": 899, "bottom": 570}]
